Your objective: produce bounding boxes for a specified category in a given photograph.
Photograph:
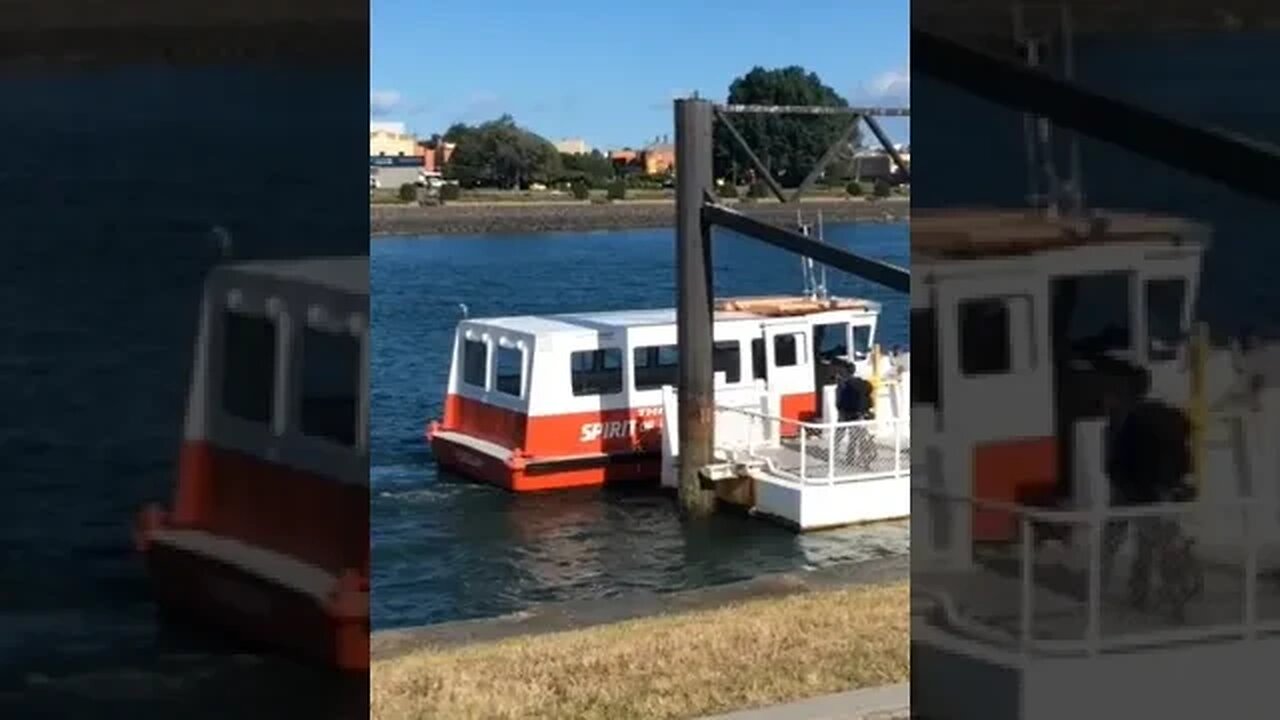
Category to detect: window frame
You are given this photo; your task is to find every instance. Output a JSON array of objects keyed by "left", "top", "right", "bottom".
[
  {"left": 494, "top": 342, "right": 526, "bottom": 398},
  {"left": 461, "top": 337, "right": 489, "bottom": 389},
  {"left": 219, "top": 307, "right": 280, "bottom": 428},
  {"left": 570, "top": 347, "right": 624, "bottom": 397}
]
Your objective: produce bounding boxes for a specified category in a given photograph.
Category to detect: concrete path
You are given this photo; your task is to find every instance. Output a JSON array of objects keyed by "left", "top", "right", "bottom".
[{"left": 697, "top": 683, "right": 909, "bottom": 720}]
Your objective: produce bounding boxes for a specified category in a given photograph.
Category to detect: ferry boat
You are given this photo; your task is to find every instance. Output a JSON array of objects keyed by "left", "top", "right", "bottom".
[
  {"left": 134, "top": 256, "right": 369, "bottom": 671},
  {"left": 909, "top": 209, "right": 1280, "bottom": 719},
  {"left": 427, "top": 293, "right": 900, "bottom": 492}
]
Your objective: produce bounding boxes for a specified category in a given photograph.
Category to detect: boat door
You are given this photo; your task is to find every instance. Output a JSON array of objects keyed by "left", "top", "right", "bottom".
[
  {"left": 761, "top": 321, "right": 815, "bottom": 423},
  {"left": 1137, "top": 247, "right": 1201, "bottom": 406},
  {"left": 936, "top": 271, "right": 1055, "bottom": 540}
]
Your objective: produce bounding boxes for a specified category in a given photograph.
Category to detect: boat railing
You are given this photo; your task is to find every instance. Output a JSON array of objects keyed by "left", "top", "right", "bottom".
[
  {"left": 911, "top": 484, "right": 1280, "bottom": 657},
  {"left": 713, "top": 404, "right": 910, "bottom": 485}
]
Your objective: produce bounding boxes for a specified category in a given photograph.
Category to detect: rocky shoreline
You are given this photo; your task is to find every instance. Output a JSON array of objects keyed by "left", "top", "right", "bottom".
[{"left": 370, "top": 197, "right": 908, "bottom": 236}]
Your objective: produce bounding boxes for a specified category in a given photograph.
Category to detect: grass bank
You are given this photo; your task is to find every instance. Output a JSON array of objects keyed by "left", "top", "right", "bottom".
[{"left": 371, "top": 580, "right": 908, "bottom": 720}]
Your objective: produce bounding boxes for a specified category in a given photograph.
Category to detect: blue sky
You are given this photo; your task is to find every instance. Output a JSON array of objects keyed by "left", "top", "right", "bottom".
[{"left": 371, "top": 0, "right": 909, "bottom": 150}]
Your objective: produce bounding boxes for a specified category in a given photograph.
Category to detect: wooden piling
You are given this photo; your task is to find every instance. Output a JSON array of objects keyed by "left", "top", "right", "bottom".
[{"left": 674, "top": 98, "right": 718, "bottom": 518}]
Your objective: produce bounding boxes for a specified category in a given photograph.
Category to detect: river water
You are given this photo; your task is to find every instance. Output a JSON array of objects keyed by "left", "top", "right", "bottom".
[{"left": 370, "top": 220, "right": 910, "bottom": 630}]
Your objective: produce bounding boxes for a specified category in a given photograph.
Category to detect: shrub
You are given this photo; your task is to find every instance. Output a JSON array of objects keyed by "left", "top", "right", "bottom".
[
  {"left": 439, "top": 184, "right": 461, "bottom": 202},
  {"left": 606, "top": 181, "right": 627, "bottom": 201},
  {"left": 873, "top": 178, "right": 892, "bottom": 198},
  {"left": 398, "top": 183, "right": 418, "bottom": 202},
  {"left": 845, "top": 181, "right": 863, "bottom": 197},
  {"left": 747, "top": 180, "right": 770, "bottom": 199},
  {"left": 718, "top": 183, "right": 739, "bottom": 199},
  {"left": 571, "top": 181, "right": 591, "bottom": 200}
]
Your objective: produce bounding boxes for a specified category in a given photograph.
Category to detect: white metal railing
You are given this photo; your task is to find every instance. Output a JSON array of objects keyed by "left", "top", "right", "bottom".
[
  {"left": 912, "top": 485, "right": 1280, "bottom": 656},
  {"left": 715, "top": 404, "right": 910, "bottom": 485}
]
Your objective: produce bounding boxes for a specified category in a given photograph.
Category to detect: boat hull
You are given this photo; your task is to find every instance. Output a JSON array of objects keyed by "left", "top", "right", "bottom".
[
  {"left": 429, "top": 431, "right": 660, "bottom": 491},
  {"left": 140, "top": 538, "right": 367, "bottom": 671}
]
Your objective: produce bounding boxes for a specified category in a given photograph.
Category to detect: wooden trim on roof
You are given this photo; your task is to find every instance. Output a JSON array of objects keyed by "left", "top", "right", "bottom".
[{"left": 714, "top": 296, "right": 875, "bottom": 317}]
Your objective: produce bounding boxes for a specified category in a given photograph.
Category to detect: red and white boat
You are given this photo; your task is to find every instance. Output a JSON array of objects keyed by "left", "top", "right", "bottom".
[
  {"left": 134, "top": 256, "right": 369, "bottom": 671},
  {"left": 427, "top": 294, "right": 895, "bottom": 492}
]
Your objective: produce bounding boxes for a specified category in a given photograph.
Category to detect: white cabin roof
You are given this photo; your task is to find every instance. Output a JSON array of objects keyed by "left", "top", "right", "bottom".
[
  {"left": 470, "top": 296, "right": 881, "bottom": 338},
  {"left": 213, "top": 256, "right": 368, "bottom": 297}
]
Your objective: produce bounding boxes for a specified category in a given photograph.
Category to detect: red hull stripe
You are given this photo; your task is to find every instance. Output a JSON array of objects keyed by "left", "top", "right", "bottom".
[
  {"left": 171, "top": 440, "right": 369, "bottom": 574},
  {"left": 439, "top": 391, "right": 818, "bottom": 459}
]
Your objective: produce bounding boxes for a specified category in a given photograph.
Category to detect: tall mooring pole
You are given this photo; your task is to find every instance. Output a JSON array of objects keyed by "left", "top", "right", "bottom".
[{"left": 674, "top": 97, "right": 718, "bottom": 517}]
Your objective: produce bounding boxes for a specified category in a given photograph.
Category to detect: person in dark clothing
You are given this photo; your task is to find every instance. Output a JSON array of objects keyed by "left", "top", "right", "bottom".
[
  {"left": 835, "top": 371, "right": 875, "bottom": 471},
  {"left": 1100, "top": 364, "right": 1198, "bottom": 612}
]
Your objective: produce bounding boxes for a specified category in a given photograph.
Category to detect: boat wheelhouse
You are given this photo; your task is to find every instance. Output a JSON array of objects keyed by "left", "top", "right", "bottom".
[
  {"left": 134, "top": 256, "right": 369, "bottom": 671},
  {"left": 909, "top": 210, "right": 1280, "bottom": 720},
  {"left": 427, "top": 295, "right": 893, "bottom": 492}
]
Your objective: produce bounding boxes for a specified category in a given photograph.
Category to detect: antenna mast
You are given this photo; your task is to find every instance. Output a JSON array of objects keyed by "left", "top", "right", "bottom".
[{"left": 1012, "top": 2, "right": 1085, "bottom": 218}]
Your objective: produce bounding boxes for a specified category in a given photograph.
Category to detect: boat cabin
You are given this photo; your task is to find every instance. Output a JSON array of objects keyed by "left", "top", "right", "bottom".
[
  {"left": 428, "top": 296, "right": 891, "bottom": 492},
  {"left": 910, "top": 209, "right": 1207, "bottom": 545},
  {"left": 135, "top": 256, "right": 369, "bottom": 671}
]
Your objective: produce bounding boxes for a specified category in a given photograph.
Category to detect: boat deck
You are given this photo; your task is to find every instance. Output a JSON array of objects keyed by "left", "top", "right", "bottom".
[
  {"left": 915, "top": 549, "right": 1280, "bottom": 647},
  {"left": 750, "top": 434, "right": 910, "bottom": 484}
]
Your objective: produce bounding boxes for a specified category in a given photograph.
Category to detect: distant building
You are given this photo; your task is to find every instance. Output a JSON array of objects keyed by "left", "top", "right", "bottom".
[
  {"left": 849, "top": 146, "right": 909, "bottom": 181},
  {"left": 370, "top": 121, "right": 418, "bottom": 158},
  {"left": 416, "top": 139, "right": 456, "bottom": 174},
  {"left": 608, "top": 149, "right": 639, "bottom": 171},
  {"left": 640, "top": 137, "right": 675, "bottom": 176},
  {"left": 554, "top": 138, "right": 591, "bottom": 155}
]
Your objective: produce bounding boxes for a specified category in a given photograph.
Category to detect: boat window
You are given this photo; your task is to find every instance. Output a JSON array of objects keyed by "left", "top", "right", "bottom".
[
  {"left": 774, "top": 332, "right": 805, "bottom": 367},
  {"left": 299, "top": 326, "right": 360, "bottom": 446},
  {"left": 751, "top": 338, "right": 767, "bottom": 381},
  {"left": 221, "top": 310, "right": 276, "bottom": 425},
  {"left": 852, "top": 325, "right": 872, "bottom": 360},
  {"left": 959, "top": 298, "right": 1011, "bottom": 375},
  {"left": 462, "top": 338, "right": 488, "bottom": 388},
  {"left": 713, "top": 340, "right": 741, "bottom": 384},
  {"left": 571, "top": 348, "right": 623, "bottom": 396},
  {"left": 1057, "top": 272, "right": 1131, "bottom": 358},
  {"left": 495, "top": 346, "right": 524, "bottom": 397},
  {"left": 814, "top": 323, "right": 848, "bottom": 360},
  {"left": 911, "top": 308, "right": 939, "bottom": 405},
  {"left": 1146, "top": 277, "right": 1187, "bottom": 362},
  {"left": 634, "top": 344, "right": 679, "bottom": 390}
]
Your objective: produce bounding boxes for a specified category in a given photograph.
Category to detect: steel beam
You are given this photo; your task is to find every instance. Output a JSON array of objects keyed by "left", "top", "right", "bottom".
[
  {"left": 913, "top": 28, "right": 1280, "bottom": 204},
  {"left": 702, "top": 198, "right": 910, "bottom": 294},
  {"left": 712, "top": 106, "right": 789, "bottom": 202},
  {"left": 790, "top": 114, "right": 863, "bottom": 203},
  {"left": 674, "top": 98, "right": 718, "bottom": 518},
  {"left": 862, "top": 115, "right": 912, "bottom": 183}
]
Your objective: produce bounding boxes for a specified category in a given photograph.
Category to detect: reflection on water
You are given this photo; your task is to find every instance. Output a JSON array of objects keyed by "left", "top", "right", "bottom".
[{"left": 371, "top": 223, "right": 910, "bottom": 629}]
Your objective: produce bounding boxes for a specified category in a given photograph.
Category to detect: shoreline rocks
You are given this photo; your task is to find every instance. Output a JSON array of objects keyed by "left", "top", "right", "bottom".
[{"left": 370, "top": 198, "right": 908, "bottom": 237}]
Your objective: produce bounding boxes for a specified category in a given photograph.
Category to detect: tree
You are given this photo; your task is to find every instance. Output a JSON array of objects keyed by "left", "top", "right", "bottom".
[
  {"left": 558, "top": 150, "right": 615, "bottom": 186},
  {"left": 443, "top": 115, "right": 562, "bottom": 189},
  {"left": 712, "top": 66, "right": 860, "bottom": 187}
]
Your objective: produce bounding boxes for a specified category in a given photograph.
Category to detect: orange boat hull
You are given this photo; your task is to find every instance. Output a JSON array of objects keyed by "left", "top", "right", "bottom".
[
  {"left": 429, "top": 430, "right": 660, "bottom": 491},
  {"left": 139, "top": 533, "right": 368, "bottom": 671}
]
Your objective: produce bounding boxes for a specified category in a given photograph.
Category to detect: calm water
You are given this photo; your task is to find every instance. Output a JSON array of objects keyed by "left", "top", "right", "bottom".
[
  {"left": 0, "top": 65, "right": 367, "bottom": 712},
  {"left": 370, "top": 221, "right": 910, "bottom": 630}
]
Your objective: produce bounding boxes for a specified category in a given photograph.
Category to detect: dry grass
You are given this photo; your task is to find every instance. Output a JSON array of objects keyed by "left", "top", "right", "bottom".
[{"left": 370, "top": 581, "right": 908, "bottom": 720}]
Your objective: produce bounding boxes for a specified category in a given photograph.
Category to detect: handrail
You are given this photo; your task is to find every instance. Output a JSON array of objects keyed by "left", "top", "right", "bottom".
[
  {"left": 913, "top": 485, "right": 1277, "bottom": 656},
  {"left": 716, "top": 402, "right": 909, "bottom": 485}
]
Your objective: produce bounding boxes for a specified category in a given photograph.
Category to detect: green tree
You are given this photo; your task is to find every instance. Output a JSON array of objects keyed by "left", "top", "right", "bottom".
[
  {"left": 559, "top": 150, "right": 615, "bottom": 186},
  {"left": 443, "top": 115, "right": 563, "bottom": 189},
  {"left": 712, "top": 66, "right": 860, "bottom": 187}
]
